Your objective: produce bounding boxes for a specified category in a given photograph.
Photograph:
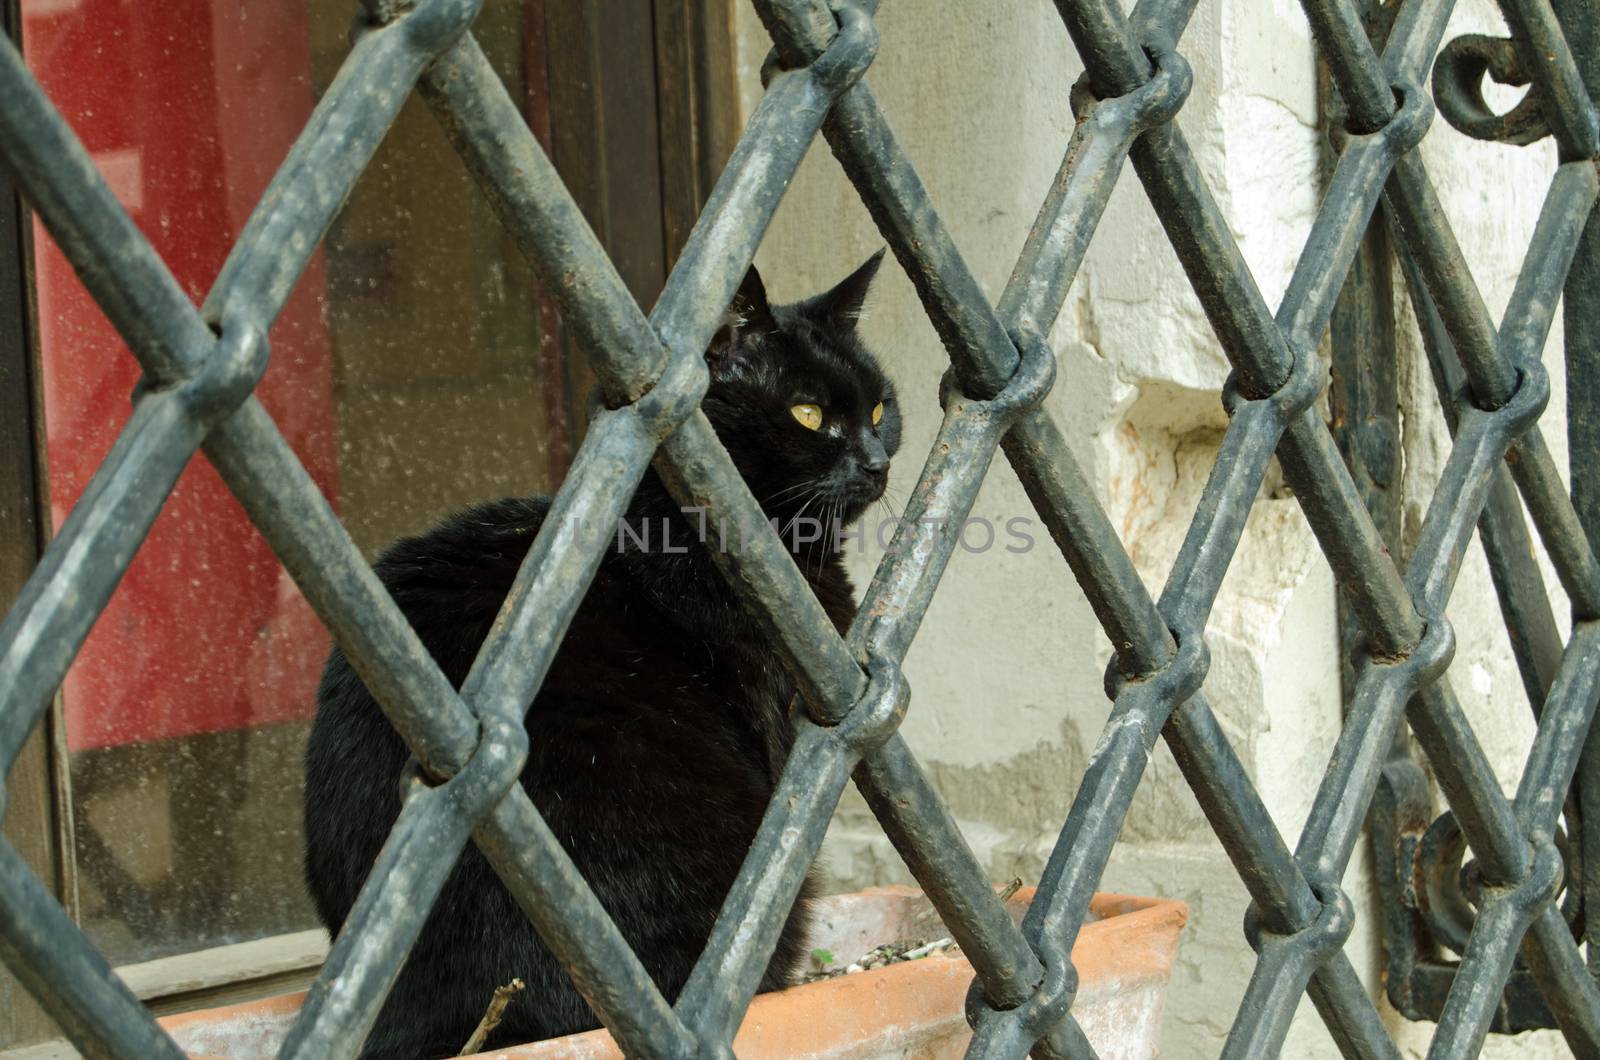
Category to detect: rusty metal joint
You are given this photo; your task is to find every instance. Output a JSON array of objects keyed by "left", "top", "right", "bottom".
[
  {"left": 1244, "top": 879, "right": 1355, "bottom": 967},
  {"left": 1104, "top": 622, "right": 1211, "bottom": 706},
  {"left": 630, "top": 344, "right": 713, "bottom": 443},
  {"left": 937, "top": 323, "right": 1057, "bottom": 427},
  {"left": 1328, "top": 75, "right": 1434, "bottom": 161},
  {"left": 361, "top": 0, "right": 484, "bottom": 56},
  {"left": 1069, "top": 40, "right": 1194, "bottom": 140},
  {"left": 400, "top": 709, "right": 529, "bottom": 826},
  {"left": 1464, "top": 833, "right": 1564, "bottom": 922},
  {"left": 828, "top": 652, "right": 909, "bottom": 756},
  {"left": 1361, "top": 609, "right": 1457, "bottom": 692},
  {"left": 968, "top": 945, "right": 1077, "bottom": 1039},
  {"left": 1223, "top": 327, "right": 1326, "bottom": 424},
  {"left": 760, "top": 1, "right": 879, "bottom": 99},
  {"left": 165, "top": 318, "right": 271, "bottom": 429},
  {"left": 1457, "top": 350, "right": 1550, "bottom": 427}
]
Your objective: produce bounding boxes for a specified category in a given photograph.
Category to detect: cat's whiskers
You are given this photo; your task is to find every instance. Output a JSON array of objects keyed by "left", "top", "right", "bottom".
[
  {"left": 778, "top": 490, "right": 823, "bottom": 550},
  {"left": 813, "top": 496, "right": 841, "bottom": 579},
  {"left": 760, "top": 479, "right": 819, "bottom": 509}
]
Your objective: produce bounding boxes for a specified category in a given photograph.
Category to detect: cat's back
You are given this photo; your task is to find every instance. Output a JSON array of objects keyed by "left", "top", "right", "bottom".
[
  {"left": 301, "top": 496, "right": 553, "bottom": 924},
  {"left": 303, "top": 495, "right": 828, "bottom": 1057},
  {"left": 302, "top": 493, "right": 792, "bottom": 923},
  {"left": 307, "top": 494, "right": 554, "bottom": 755}
]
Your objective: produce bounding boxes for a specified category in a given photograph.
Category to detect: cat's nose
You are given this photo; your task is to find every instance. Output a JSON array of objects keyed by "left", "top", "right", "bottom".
[{"left": 858, "top": 434, "right": 890, "bottom": 476}]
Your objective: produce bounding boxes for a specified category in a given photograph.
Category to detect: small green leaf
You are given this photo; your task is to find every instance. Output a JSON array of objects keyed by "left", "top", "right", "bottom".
[{"left": 810, "top": 948, "right": 835, "bottom": 968}]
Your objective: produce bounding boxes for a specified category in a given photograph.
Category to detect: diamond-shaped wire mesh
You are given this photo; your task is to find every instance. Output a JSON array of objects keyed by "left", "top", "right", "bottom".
[{"left": 0, "top": 0, "right": 1597, "bottom": 1057}]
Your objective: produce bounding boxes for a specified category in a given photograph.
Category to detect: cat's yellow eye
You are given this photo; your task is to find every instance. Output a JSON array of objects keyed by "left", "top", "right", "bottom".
[
  {"left": 872, "top": 401, "right": 885, "bottom": 426},
  {"left": 791, "top": 403, "right": 823, "bottom": 431}
]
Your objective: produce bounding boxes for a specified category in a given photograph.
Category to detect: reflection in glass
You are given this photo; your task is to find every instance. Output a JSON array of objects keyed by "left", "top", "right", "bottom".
[{"left": 23, "top": 0, "right": 559, "bottom": 966}]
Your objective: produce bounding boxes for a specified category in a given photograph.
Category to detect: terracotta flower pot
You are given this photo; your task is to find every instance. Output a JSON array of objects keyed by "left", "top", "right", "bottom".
[{"left": 160, "top": 886, "right": 1186, "bottom": 1060}]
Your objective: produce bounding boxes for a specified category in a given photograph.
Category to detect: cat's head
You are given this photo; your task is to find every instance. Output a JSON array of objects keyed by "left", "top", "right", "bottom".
[{"left": 701, "top": 252, "right": 900, "bottom": 535}]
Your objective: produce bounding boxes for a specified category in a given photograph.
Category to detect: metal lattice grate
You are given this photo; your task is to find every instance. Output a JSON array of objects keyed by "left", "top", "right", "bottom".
[{"left": 1, "top": 0, "right": 1598, "bottom": 1056}]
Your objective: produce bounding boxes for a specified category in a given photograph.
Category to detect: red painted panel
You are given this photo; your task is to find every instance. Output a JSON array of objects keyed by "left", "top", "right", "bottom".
[{"left": 23, "top": 0, "right": 338, "bottom": 750}]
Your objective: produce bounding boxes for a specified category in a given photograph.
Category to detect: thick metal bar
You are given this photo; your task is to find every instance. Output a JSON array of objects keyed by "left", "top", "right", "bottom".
[
  {"left": 675, "top": 723, "right": 858, "bottom": 1039},
  {"left": 1409, "top": 679, "right": 1600, "bottom": 1051},
  {"left": 0, "top": 4, "right": 489, "bottom": 776},
  {"left": 468, "top": 790, "right": 700, "bottom": 1059},
  {"left": 282, "top": 758, "right": 518, "bottom": 1059},
  {"left": 455, "top": 410, "right": 662, "bottom": 719},
  {"left": 1390, "top": 227, "right": 1594, "bottom": 1038},
  {"left": 1506, "top": 427, "right": 1600, "bottom": 620},
  {"left": 676, "top": 660, "right": 904, "bottom": 1043},
  {"left": 993, "top": 6, "right": 1430, "bottom": 1055},
  {"left": 3, "top": 10, "right": 699, "bottom": 1053},
  {"left": 1390, "top": 156, "right": 1600, "bottom": 1060},
  {"left": 1550, "top": 0, "right": 1600, "bottom": 985},
  {"left": 0, "top": 840, "right": 184, "bottom": 1060},
  {"left": 1395, "top": 242, "right": 1564, "bottom": 708},
  {"left": 1162, "top": 80, "right": 1430, "bottom": 649},
  {"left": 1047, "top": 1, "right": 1600, "bottom": 1050},
  {"left": 1298, "top": 634, "right": 1449, "bottom": 887},
  {"left": 0, "top": 39, "right": 208, "bottom": 381},
  {"left": 751, "top": 9, "right": 1295, "bottom": 1054},
  {"left": 1515, "top": 622, "right": 1600, "bottom": 841},
  {"left": 849, "top": 736, "right": 1043, "bottom": 1006},
  {"left": 996, "top": 41, "right": 1191, "bottom": 340},
  {"left": 202, "top": 403, "right": 480, "bottom": 775},
  {"left": 268, "top": 403, "right": 697, "bottom": 1056},
  {"left": 1, "top": 0, "right": 1596, "bottom": 1052},
  {"left": 203, "top": 3, "right": 483, "bottom": 333},
  {"left": 853, "top": 340, "right": 1056, "bottom": 663},
  {"left": 752, "top": 4, "right": 1397, "bottom": 1057},
  {"left": 652, "top": 414, "right": 866, "bottom": 720},
  {"left": 651, "top": 404, "right": 1093, "bottom": 1059},
  {"left": 1387, "top": 157, "right": 1517, "bottom": 408},
  {"left": 418, "top": 29, "right": 838, "bottom": 404},
  {"left": 252, "top": 263, "right": 711, "bottom": 1057},
  {"left": 374, "top": 10, "right": 1088, "bottom": 1056},
  {"left": 0, "top": 391, "right": 205, "bottom": 771},
  {"left": 755, "top": 4, "right": 1020, "bottom": 403},
  {"left": 750, "top": 0, "right": 1161, "bottom": 684},
  {"left": 1021, "top": 384, "right": 1317, "bottom": 995},
  {"left": 1036, "top": 0, "right": 1600, "bottom": 1050},
  {"left": 1015, "top": 27, "right": 1431, "bottom": 1056},
  {"left": 1522, "top": 908, "right": 1600, "bottom": 1040},
  {"left": 1163, "top": 696, "right": 1401, "bottom": 1060},
  {"left": 421, "top": 18, "right": 874, "bottom": 719},
  {"left": 412, "top": 12, "right": 1071, "bottom": 1055},
  {"left": 1234, "top": 316, "right": 1549, "bottom": 1053},
  {"left": 1404, "top": 391, "right": 1549, "bottom": 624},
  {"left": 1426, "top": 863, "right": 1562, "bottom": 1060},
  {"left": 216, "top": 176, "right": 697, "bottom": 1060},
  {"left": 1057, "top": 1, "right": 1297, "bottom": 402}
]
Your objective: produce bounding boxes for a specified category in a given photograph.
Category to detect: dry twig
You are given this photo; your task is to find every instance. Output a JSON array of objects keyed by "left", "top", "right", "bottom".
[{"left": 458, "top": 977, "right": 526, "bottom": 1056}]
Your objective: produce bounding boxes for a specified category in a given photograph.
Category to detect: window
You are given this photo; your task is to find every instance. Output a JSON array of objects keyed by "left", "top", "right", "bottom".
[{"left": 2, "top": 0, "right": 728, "bottom": 1041}]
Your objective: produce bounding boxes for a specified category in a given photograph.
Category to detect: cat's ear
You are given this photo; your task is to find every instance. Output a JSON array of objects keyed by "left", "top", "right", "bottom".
[
  {"left": 811, "top": 247, "right": 885, "bottom": 328},
  {"left": 708, "top": 265, "right": 776, "bottom": 370}
]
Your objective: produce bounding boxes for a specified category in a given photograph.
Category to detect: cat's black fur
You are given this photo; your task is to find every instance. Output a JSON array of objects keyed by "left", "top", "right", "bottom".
[{"left": 303, "top": 254, "right": 900, "bottom": 1060}]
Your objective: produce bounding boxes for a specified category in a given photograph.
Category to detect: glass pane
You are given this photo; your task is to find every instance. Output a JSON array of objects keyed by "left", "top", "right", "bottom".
[{"left": 22, "top": 0, "right": 560, "bottom": 967}]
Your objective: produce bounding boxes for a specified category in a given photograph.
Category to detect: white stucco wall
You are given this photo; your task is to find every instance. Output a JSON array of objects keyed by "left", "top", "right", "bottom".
[{"left": 732, "top": 2, "right": 1573, "bottom": 1056}]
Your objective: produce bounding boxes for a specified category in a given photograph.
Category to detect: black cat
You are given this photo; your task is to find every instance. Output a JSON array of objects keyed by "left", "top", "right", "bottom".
[{"left": 303, "top": 253, "right": 899, "bottom": 1059}]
